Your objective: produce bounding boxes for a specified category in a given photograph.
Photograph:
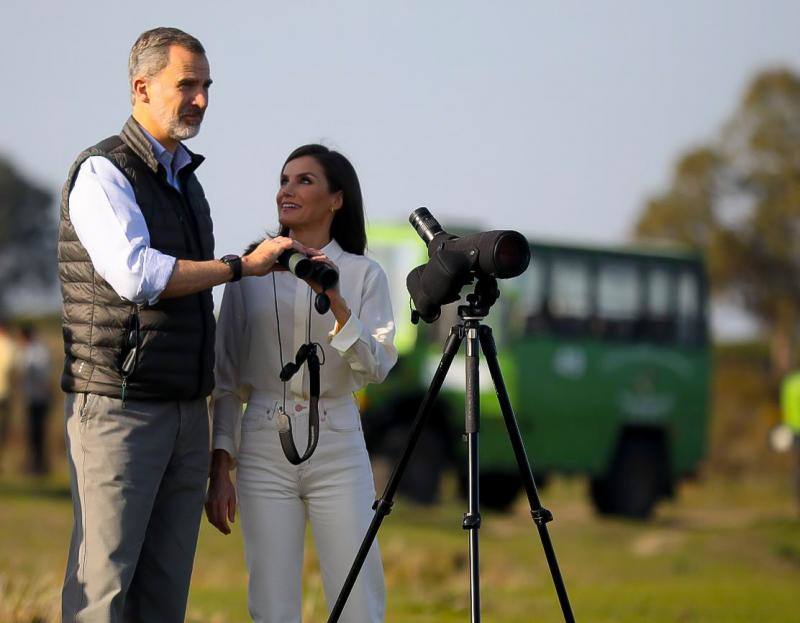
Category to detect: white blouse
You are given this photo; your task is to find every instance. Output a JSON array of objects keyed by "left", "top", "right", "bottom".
[{"left": 211, "top": 239, "right": 398, "bottom": 459}]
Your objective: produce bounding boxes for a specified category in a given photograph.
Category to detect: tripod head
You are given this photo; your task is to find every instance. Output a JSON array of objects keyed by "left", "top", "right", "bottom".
[
  {"left": 458, "top": 275, "right": 500, "bottom": 320},
  {"left": 411, "top": 275, "right": 500, "bottom": 325}
]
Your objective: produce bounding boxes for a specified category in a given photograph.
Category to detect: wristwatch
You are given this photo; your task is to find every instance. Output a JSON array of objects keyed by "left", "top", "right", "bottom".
[{"left": 219, "top": 254, "right": 242, "bottom": 282}]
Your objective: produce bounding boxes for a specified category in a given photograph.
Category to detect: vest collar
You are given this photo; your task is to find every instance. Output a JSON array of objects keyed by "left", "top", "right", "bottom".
[
  {"left": 120, "top": 116, "right": 205, "bottom": 177},
  {"left": 140, "top": 125, "right": 193, "bottom": 178}
]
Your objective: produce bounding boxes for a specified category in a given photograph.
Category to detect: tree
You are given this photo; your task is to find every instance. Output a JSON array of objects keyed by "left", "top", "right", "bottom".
[
  {"left": 634, "top": 68, "right": 800, "bottom": 377},
  {"left": 0, "top": 156, "right": 56, "bottom": 315}
]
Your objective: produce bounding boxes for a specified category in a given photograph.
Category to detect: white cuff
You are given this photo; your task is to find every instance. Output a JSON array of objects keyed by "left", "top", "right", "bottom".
[
  {"left": 141, "top": 250, "right": 176, "bottom": 305},
  {"left": 212, "top": 434, "right": 238, "bottom": 464},
  {"left": 329, "top": 313, "right": 364, "bottom": 352}
]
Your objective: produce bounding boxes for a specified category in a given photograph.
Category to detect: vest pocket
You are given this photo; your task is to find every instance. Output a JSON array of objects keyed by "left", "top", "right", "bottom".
[{"left": 117, "top": 309, "right": 141, "bottom": 378}]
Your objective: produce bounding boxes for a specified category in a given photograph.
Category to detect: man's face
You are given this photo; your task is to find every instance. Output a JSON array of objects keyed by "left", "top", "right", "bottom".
[{"left": 144, "top": 45, "right": 211, "bottom": 142}]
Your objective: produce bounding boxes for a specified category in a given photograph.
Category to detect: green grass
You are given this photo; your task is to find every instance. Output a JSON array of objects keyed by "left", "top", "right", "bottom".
[{"left": 1, "top": 468, "right": 799, "bottom": 622}]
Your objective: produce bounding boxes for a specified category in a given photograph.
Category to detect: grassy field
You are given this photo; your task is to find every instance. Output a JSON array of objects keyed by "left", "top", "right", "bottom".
[
  {"left": 1, "top": 329, "right": 798, "bottom": 621},
  {"left": 1, "top": 461, "right": 798, "bottom": 622}
]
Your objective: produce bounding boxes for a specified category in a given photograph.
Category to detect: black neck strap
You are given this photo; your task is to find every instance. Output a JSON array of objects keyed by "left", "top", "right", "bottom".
[
  {"left": 272, "top": 273, "right": 327, "bottom": 465},
  {"left": 277, "top": 343, "right": 321, "bottom": 465}
]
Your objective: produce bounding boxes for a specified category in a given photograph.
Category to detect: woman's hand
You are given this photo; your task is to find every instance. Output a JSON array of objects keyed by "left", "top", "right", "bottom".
[
  {"left": 242, "top": 237, "right": 309, "bottom": 277},
  {"left": 304, "top": 250, "right": 351, "bottom": 326},
  {"left": 205, "top": 450, "right": 237, "bottom": 535}
]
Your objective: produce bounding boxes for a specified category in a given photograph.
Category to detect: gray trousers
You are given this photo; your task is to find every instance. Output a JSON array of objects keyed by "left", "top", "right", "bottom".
[{"left": 62, "top": 393, "right": 210, "bottom": 623}]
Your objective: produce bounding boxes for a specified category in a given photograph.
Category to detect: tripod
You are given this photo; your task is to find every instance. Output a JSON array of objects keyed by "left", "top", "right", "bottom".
[{"left": 327, "top": 276, "right": 576, "bottom": 623}]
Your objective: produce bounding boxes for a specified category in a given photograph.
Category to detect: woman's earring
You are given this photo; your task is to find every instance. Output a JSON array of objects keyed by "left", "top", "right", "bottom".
[{"left": 330, "top": 206, "right": 335, "bottom": 214}]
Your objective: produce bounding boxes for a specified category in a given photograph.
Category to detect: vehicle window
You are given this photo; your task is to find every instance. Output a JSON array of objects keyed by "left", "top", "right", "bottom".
[
  {"left": 642, "top": 266, "right": 676, "bottom": 342},
  {"left": 597, "top": 262, "right": 639, "bottom": 320},
  {"left": 514, "top": 255, "right": 546, "bottom": 334},
  {"left": 647, "top": 267, "right": 672, "bottom": 318},
  {"left": 551, "top": 258, "right": 590, "bottom": 319},
  {"left": 677, "top": 270, "right": 702, "bottom": 344},
  {"left": 548, "top": 257, "right": 591, "bottom": 336},
  {"left": 521, "top": 256, "right": 545, "bottom": 315},
  {"left": 594, "top": 261, "right": 640, "bottom": 340},
  {"left": 677, "top": 271, "right": 698, "bottom": 317}
]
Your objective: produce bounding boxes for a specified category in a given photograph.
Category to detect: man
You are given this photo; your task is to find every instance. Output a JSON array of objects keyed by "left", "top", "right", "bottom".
[
  {"left": 59, "top": 27, "right": 297, "bottom": 621},
  {"left": 17, "top": 324, "right": 52, "bottom": 475}
]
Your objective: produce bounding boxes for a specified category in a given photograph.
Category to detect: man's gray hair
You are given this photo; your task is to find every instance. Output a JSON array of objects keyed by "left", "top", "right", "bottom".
[{"left": 128, "top": 27, "right": 205, "bottom": 104}]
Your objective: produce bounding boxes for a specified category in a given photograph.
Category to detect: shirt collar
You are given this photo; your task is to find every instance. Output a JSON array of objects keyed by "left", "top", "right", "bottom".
[
  {"left": 321, "top": 238, "right": 344, "bottom": 261},
  {"left": 139, "top": 125, "right": 192, "bottom": 174}
]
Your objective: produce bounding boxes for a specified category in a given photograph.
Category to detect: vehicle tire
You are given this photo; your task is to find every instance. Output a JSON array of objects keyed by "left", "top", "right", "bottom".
[
  {"left": 458, "top": 470, "right": 522, "bottom": 511},
  {"left": 372, "top": 425, "right": 448, "bottom": 505},
  {"left": 588, "top": 477, "right": 614, "bottom": 515},
  {"left": 589, "top": 434, "right": 668, "bottom": 519}
]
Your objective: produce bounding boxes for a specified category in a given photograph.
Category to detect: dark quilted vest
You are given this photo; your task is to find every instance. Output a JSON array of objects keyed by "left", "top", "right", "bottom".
[{"left": 58, "top": 117, "right": 216, "bottom": 400}]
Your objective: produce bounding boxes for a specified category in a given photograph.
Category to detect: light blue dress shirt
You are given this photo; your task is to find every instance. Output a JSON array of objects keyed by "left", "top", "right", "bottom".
[{"left": 68, "top": 127, "right": 194, "bottom": 306}]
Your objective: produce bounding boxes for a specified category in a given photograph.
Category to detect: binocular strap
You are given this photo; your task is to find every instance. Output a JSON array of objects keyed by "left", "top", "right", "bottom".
[{"left": 277, "top": 346, "right": 321, "bottom": 465}]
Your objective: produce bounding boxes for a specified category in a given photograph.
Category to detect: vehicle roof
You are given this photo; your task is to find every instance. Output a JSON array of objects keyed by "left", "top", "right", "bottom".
[
  {"left": 366, "top": 222, "right": 702, "bottom": 263},
  {"left": 528, "top": 237, "right": 701, "bottom": 262}
]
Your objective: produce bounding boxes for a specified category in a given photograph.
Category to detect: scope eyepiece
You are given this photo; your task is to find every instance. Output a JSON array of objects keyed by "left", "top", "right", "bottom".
[{"left": 409, "top": 208, "right": 444, "bottom": 246}]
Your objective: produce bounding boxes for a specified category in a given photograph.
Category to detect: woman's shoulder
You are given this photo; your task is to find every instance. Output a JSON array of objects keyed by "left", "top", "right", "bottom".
[{"left": 338, "top": 249, "right": 386, "bottom": 279}]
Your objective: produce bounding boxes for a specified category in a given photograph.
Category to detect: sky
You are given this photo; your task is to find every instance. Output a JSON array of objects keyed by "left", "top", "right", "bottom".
[{"left": 2, "top": 0, "right": 799, "bottom": 333}]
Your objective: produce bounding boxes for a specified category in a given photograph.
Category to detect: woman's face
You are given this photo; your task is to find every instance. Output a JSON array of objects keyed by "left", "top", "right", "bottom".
[{"left": 276, "top": 155, "right": 342, "bottom": 232}]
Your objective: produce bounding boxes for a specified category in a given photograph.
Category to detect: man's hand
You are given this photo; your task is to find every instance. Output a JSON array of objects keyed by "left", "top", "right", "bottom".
[
  {"left": 205, "top": 450, "right": 237, "bottom": 535},
  {"left": 242, "top": 236, "right": 308, "bottom": 277}
]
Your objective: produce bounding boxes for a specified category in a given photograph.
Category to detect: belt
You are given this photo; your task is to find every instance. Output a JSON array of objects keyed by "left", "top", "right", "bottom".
[{"left": 248, "top": 391, "right": 356, "bottom": 413}]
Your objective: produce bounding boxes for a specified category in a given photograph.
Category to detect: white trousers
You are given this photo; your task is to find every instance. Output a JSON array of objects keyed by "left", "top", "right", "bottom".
[{"left": 236, "top": 394, "right": 385, "bottom": 623}]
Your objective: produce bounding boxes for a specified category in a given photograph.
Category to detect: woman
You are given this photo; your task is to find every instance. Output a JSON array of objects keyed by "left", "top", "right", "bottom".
[{"left": 206, "top": 144, "right": 397, "bottom": 622}]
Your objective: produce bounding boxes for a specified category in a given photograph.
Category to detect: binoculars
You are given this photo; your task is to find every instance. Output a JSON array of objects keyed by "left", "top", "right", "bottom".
[{"left": 277, "top": 249, "right": 339, "bottom": 291}]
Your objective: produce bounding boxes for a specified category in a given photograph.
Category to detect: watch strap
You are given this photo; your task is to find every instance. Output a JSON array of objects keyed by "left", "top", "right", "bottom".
[{"left": 220, "top": 254, "right": 242, "bottom": 282}]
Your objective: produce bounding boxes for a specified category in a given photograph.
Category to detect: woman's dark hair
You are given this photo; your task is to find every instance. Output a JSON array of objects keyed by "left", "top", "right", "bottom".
[
  {"left": 244, "top": 144, "right": 367, "bottom": 256},
  {"left": 279, "top": 144, "right": 367, "bottom": 255}
]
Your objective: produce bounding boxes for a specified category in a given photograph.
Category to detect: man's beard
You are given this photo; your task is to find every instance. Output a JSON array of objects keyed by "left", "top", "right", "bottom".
[
  {"left": 152, "top": 103, "right": 203, "bottom": 141},
  {"left": 167, "top": 115, "right": 202, "bottom": 140}
]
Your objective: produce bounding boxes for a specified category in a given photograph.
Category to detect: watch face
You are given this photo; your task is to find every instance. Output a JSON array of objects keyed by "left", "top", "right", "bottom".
[{"left": 221, "top": 254, "right": 242, "bottom": 282}]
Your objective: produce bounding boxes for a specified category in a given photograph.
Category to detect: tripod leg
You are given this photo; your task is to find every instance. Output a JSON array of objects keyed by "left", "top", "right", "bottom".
[
  {"left": 479, "top": 326, "right": 576, "bottom": 623},
  {"left": 326, "top": 326, "right": 464, "bottom": 623},
  {"left": 463, "top": 323, "right": 482, "bottom": 622}
]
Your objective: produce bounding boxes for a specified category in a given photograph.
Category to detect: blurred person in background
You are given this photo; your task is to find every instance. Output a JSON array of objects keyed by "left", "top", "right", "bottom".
[
  {"left": 17, "top": 324, "right": 52, "bottom": 476},
  {"left": 0, "top": 317, "right": 16, "bottom": 474},
  {"left": 780, "top": 370, "right": 800, "bottom": 514}
]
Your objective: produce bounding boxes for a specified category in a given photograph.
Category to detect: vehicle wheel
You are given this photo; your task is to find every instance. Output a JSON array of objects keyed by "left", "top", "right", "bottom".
[
  {"left": 588, "top": 477, "right": 614, "bottom": 515},
  {"left": 589, "top": 435, "right": 668, "bottom": 519},
  {"left": 458, "top": 470, "right": 522, "bottom": 511},
  {"left": 372, "top": 425, "right": 447, "bottom": 505}
]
